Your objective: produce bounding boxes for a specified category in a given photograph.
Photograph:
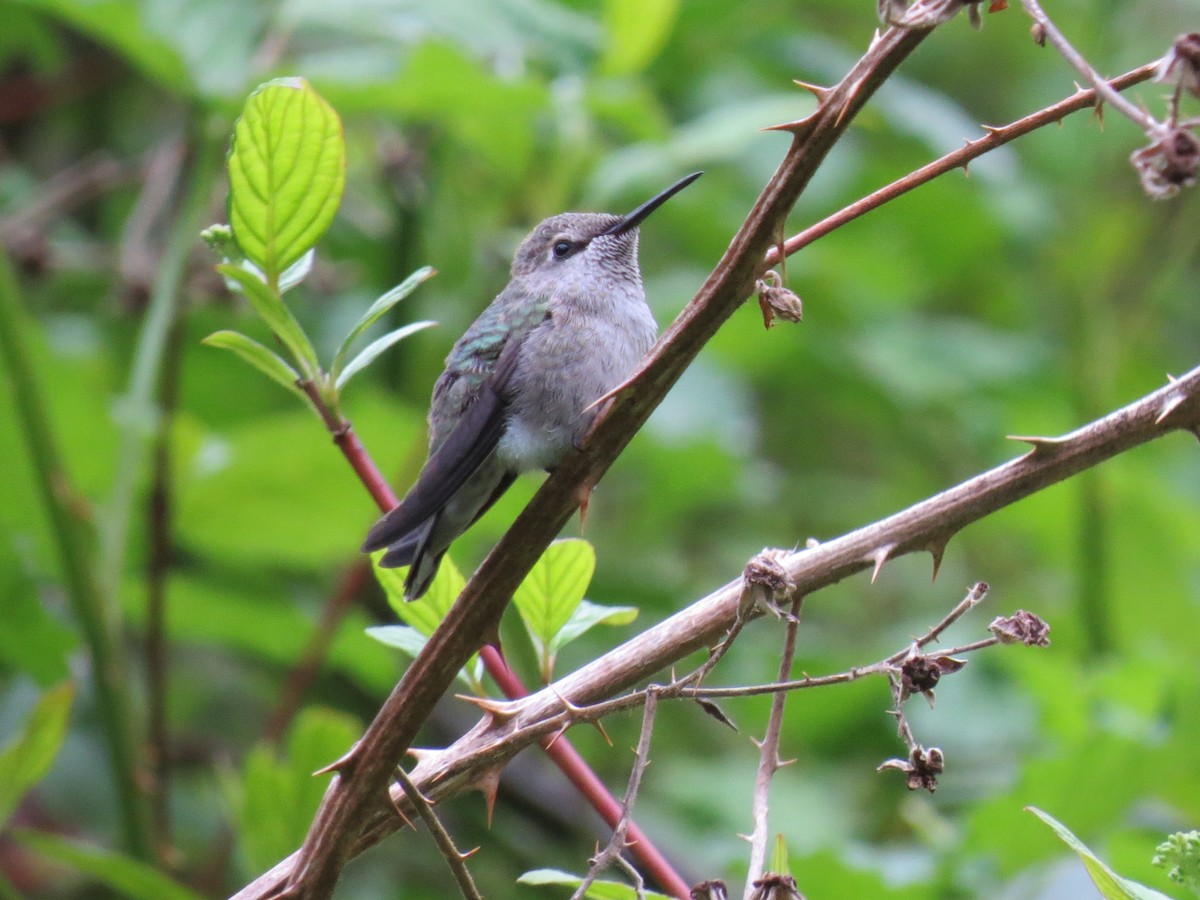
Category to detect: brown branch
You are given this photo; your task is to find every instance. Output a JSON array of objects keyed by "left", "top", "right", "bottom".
[
  {"left": 744, "top": 594, "right": 802, "bottom": 898},
  {"left": 766, "top": 62, "right": 1158, "bottom": 266},
  {"left": 235, "top": 36, "right": 1180, "bottom": 900},
  {"left": 232, "top": 25, "right": 1001, "bottom": 896},
  {"left": 391, "top": 767, "right": 483, "bottom": 900}
]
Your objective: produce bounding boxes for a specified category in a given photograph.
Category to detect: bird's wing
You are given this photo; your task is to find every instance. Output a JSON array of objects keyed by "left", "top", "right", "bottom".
[{"left": 360, "top": 333, "right": 525, "bottom": 553}]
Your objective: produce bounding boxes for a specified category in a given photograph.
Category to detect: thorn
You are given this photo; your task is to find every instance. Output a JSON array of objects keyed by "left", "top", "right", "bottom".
[
  {"left": 870, "top": 543, "right": 897, "bottom": 583},
  {"left": 575, "top": 481, "right": 594, "bottom": 531},
  {"left": 1155, "top": 391, "right": 1188, "bottom": 425},
  {"left": 582, "top": 377, "right": 633, "bottom": 413},
  {"left": 1007, "top": 433, "right": 1069, "bottom": 456},
  {"left": 543, "top": 721, "right": 570, "bottom": 750},
  {"left": 468, "top": 765, "right": 503, "bottom": 827},
  {"left": 388, "top": 792, "right": 416, "bottom": 829},
  {"left": 459, "top": 846, "right": 481, "bottom": 860},
  {"left": 928, "top": 538, "right": 948, "bottom": 582},
  {"left": 313, "top": 743, "right": 361, "bottom": 777},
  {"left": 777, "top": 755, "right": 797, "bottom": 768},
  {"left": 456, "top": 694, "right": 519, "bottom": 723},
  {"left": 762, "top": 117, "right": 816, "bottom": 136},
  {"left": 981, "top": 124, "right": 1004, "bottom": 136},
  {"left": 593, "top": 718, "right": 612, "bottom": 746},
  {"left": 792, "top": 79, "right": 831, "bottom": 101}
]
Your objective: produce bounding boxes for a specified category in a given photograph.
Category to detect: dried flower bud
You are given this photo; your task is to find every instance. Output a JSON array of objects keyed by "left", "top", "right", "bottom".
[
  {"left": 1031, "top": 22, "right": 1046, "bottom": 46},
  {"left": 749, "top": 874, "right": 804, "bottom": 900},
  {"left": 692, "top": 880, "right": 729, "bottom": 900},
  {"left": 1154, "top": 33, "right": 1200, "bottom": 98},
  {"left": 1130, "top": 127, "right": 1200, "bottom": 199},
  {"left": 900, "top": 653, "right": 967, "bottom": 702},
  {"left": 739, "top": 549, "right": 796, "bottom": 618},
  {"left": 879, "top": 745, "right": 944, "bottom": 793},
  {"left": 756, "top": 271, "right": 804, "bottom": 329},
  {"left": 988, "top": 609, "right": 1051, "bottom": 647}
]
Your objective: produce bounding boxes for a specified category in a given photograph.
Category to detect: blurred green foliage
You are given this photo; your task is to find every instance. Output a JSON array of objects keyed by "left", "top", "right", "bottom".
[{"left": 1, "top": 0, "right": 1198, "bottom": 897}]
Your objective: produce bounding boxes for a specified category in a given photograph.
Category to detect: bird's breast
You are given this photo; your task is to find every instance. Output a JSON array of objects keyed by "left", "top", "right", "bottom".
[{"left": 498, "top": 299, "right": 657, "bottom": 472}]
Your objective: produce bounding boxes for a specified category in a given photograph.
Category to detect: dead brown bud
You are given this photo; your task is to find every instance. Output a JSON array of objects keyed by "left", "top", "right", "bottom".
[
  {"left": 739, "top": 549, "right": 797, "bottom": 618},
  {"left": 756, "top": 270, "right": 804, "bottom": 329},
  {"left": 1130, "top": 127, "right": 1200, "bottom": 199},
  {"left": 1154, "top": 33, "right": 1200, "bottom": 98},
  {"left": 988, "top": 609, "right": 1051, "bottom": 647},
  {"left": 879, "top": 745, "right": 944, "bottom": 792},
  {"left": 692, "top": 881, "right": 729, "bottom": 900},
  {"left": 749, "top": 874, "right": 805, "bottom": 900},
  {"left": 900, "top": 653, "right": 968, "bottom": 702}
]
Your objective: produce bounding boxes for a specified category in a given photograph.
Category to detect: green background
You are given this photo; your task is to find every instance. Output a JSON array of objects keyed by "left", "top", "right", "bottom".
[{"left": 1, "top": 0, "right": 1198, "bottom": 897}]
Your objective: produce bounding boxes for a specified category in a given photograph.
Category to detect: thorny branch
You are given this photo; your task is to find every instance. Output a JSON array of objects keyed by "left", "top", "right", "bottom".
[
  {"left": 235, "top": 348, "right": 1200, "bottom": 898},
  {"left": 391, "top": 767, "right": 483, "bottom": 900},
  {"left": 235, "top": 30, "right": 1197, "bottom": 900},
  {"left": 571, "top": 691, "right": 661, "bottom": 900},
  {"left": 744, "top": 594, "right": 803, "bottom": 899}
]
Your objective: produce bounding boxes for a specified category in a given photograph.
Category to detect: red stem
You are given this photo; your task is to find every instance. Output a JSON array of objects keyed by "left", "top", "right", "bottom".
[{"left": 312, "top": 385, "right": 691, "bottom": 896}]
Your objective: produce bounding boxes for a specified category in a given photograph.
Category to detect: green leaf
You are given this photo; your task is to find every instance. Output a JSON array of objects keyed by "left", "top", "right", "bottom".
[
  {"left": 1026, "top": 807, "right": 1173, "bottom": 900},
  {"left": 201, "top": 330, "right": 307, "bottom": 402},
  {"left": 369, "top": 555, "right": 483, "bottom": 691},
  {"left": 0, "top": 682, "right": 74, "bottom": 827},
  {"left": 770, "top": 833, "right": 791, "bottom": 878},
  {"left": 550, "top": 599, "right": 638, "bottom": 657},
  {"left": 512, "top": 539, "right": 596, "bottom": 680},
  {"left": 217, "top": 265, "right": 320, "bottom": 377},
  {"left": 601, "top": 0, "right": 680, "bottom": 76},
  {"left": 227, "top": 77, "right": 346, "bottom": 286},
  {"left": 12, "top": 830, "right": 204, "bottom": 900},
  {"left": 373, "top": 553, "right": 465, "bottom": 635},
  {"left": 517, "top": 868, "right": 671, "bottom": 899},
  {"left": 237, "top": 708, "right": 360, "bottom": 873},
  {"left": 331, "top": 266, "right": 437, "bottom": 379},
  {"left": 333, "top": 320, "right": 437, "bottom": 392}
]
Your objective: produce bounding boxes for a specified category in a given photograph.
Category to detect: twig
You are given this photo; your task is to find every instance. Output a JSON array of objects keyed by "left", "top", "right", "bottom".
[
  {"left": 766, "top": 62, "right": 1158, "bottom": 266},
  {"left": 264, "top": 22, "right": 938, "bottom": 900},
  {"left": 144, "top": 287, "right": 188, "bottom": 864},
  {"left": 262, "top": 560, "right": 373, "bottom": 744},
  {"left": 572, "top": 690, "right": 660, "bottom": 900},
  {"left": 744, "top": 594, "right": 803, "bottom": 898},
  {"left": 0, "top": 252, "right": 152, "bottom": 859},
  {"left": 392, "top": 767, "right": 483, "bottom": 900},
  {"left": 1018, "top": 0, "right": 1158, "bottom": 132}
]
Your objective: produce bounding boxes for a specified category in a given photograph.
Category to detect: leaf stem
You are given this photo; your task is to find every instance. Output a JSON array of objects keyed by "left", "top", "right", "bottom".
[{"left": 0, "top": 252, "right": 151, "bottom": 859}]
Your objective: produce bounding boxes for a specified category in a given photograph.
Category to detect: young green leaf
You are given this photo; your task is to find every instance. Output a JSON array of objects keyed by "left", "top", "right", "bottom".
[
  {"left": 331, "top": 266, "right": 437, "bottom": 378},
  {"left": 770, "top": 833, "right": 791, "bottom": 878},
  {"left": 333, "top": 321, "right": 437, "bottom": 393},
  {"left": 372, "top": 552, "right": 465, "bottom": 635},
  {"left": 201, "top": 330, "right": 307, "bottom": 402},
  {"left": 237, "top": 708, "right": 361, "bottom": 873},
  {"left": 12, "top": 830, "right": 204, "bottom": 900},
  {"left": 368, "top": 555, "right": 483, "bottom": 691},
  {"left": 512, "top": 539, "right": 596, "bottom": 679},
  {"left": 550, "top": 599, "right": 637, "bottom": 656},
  {"left": 218, "top": 265, "right": 320, "bottom": 377},
  {"left": 1027, "top": 807, "right": 1173, "bottom": 900},
  {"left": 0, "top": 682, "right": 74, "bottom": 827},
  {"left": 227, "top": 77, "right": 346, "bottom": 287},
  {"left": 517, "top": 868, "right": 671, "bottom": 899}
]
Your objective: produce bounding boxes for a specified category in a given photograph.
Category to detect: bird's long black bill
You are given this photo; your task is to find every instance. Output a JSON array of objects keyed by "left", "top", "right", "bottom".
[{"left": 599, "top": 171, "right": 703, "bottom": 237}]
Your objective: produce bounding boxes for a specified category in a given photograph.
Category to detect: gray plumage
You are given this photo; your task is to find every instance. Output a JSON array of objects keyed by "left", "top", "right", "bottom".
[{"left": 362, "top": 173, "right": 701, "bottom": 599}]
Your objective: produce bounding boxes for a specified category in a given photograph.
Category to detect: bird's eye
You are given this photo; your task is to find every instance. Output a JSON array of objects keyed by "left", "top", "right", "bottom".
[{"left": 551, "top": 239, "right": 573, "bottom": 259}]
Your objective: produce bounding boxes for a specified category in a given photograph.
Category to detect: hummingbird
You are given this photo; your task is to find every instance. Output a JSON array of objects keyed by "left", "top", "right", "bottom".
[{"left": 361, "top": 171, "right": 702, "bottom": 600}]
